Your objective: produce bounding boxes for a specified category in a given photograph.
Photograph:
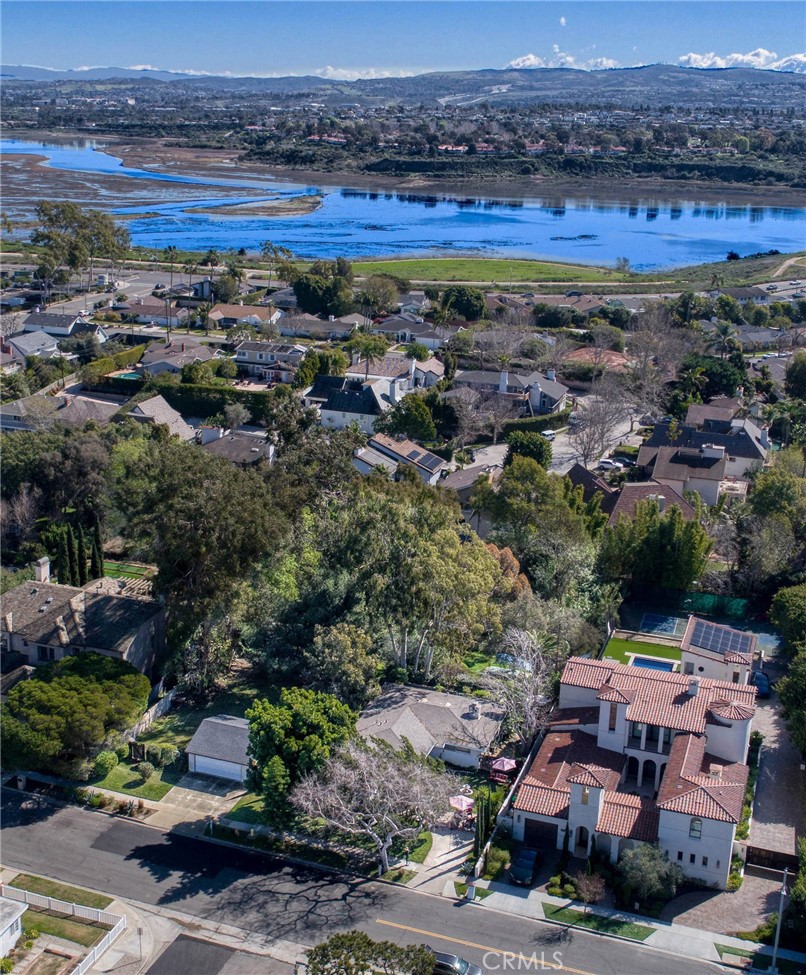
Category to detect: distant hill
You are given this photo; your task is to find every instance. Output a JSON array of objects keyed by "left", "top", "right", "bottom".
[{"left": 2, "top": 63, "right": 805, "bottom": 108}]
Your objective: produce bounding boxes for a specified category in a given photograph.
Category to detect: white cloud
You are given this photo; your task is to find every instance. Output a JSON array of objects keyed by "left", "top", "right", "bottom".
[
  {"left": 313, "top": 65, "right": 416, "bottom": 80},
  {"left": 506, "top": 48, "right": 620, "bottom": 71},
  {"left": 559, "top": 16, "right": 566, "bottom": 28},
  {"left": 678, "top": 48, "right": 777, "bottom": 69},
  {"left": 127, "top": 64, "right": 214, "bottom": 76},
  {"left": 769, "top": 53, "right": 806, "bottom": 73}
]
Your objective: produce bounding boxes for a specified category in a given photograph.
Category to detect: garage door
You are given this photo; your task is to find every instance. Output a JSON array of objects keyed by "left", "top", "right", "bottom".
[
  {"left": 523, "top": 818, "right": 558, "bottom": 851},
  {"left": 192, "top": 755, "right": 246, "bottom": 782}
]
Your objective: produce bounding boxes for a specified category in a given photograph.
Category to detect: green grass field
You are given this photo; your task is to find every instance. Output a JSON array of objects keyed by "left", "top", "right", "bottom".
[
  {"left": 103, "top": 560, "right": 153, "bottom": 580},
  {"left": 90, "top": 760, "right": 183, "bottom": 801},
  {"left": 542, "top": 904, "right": 654, "bottom": 940},
  {"left": 352, "top": 258, "right": 629, "bottom": 284},
  {"left": 22, "top": 909, "right": 108, "bottom": 948},
  {"left": 10, "top": 875, "right": 112, "bottom": 910},
  {"left": 603, "top": 638, "right": 682, "bottom": 665}
]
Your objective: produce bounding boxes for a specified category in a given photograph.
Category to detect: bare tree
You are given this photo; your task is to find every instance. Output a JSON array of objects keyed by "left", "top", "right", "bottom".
[
  {"left": 574, "top": 872, "right": 606, "bottom": 913},
  {"left": 478, "top": 390, "right": 518, "bottom": 445},
  {"left": 1, "top": 312, "right": 22, "bottom": 339},
  {"left": 482, "top": 628, "right": 569, "bottom": 749},
  {"left": 568, "top": 376, "right": 629, "bottom": 467},
  {"left": 5, "top": 483, "right": 42, "bottom": 544},
  {"left": 449, "top": 389, "right": 485, "bottom": 447},
  {"left": 292, "top": 740, "right": 456, "bottom": 875}
]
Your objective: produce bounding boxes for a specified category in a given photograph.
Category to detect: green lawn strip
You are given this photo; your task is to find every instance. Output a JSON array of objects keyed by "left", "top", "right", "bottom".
[
  {"left": 90, "top": 760, "right": 182, "bottom": 800},
  {"left": 717, "top": 948, "right": 805, "bottom": 975},
  {"left": 352, "top": 258, "right": 626, "bottom": 284},
  {"left": 22, "top": 909, "right": 108, "bottom": 948},
  {"left": 10, "top": 875, "right": 112, "bottom": 910},
  {"left": 716, "top": 945, "right": 754, "bottom": 960},
  {"left": 226, "top": 791, "right": 266, "bottom": 825},
  {"left": 603, "top": 638, "right": 682, "bottom": 664},
  {"left": 542, "top": 903, "right": 654, "bottom": 941},
  {"left": 454, "top": 882, "right": 494, "bottom": 900},
  {"left": 463, "top": 649, "right": 496, "bottom": 674},
  {"left": 407, "top": 831, "right": 433, "bottom": 865},
  {"left": 211, "top": 823, "right": 361, "bottom": 872},
  {"left": 382, "top": 867, "right": 417, "bottom": 885}
]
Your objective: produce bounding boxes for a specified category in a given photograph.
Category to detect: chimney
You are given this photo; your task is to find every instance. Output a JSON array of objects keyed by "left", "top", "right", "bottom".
[
  {"left": 701, "top": 444, "right": 726, "bottom": 460},
  {"left": 687, "top": 677, "right": 700, "bottom": 697},
  {"left": 181, "top": 342, "right": 186, "bottom": 352},
  {"left": 409, "top": 357, "right": 416, "bottom": 383},
  {"left": 657, "top": 495, "right": 666, "bottom": 512},
  {"left": 328, "top": 315, "right": 335, "bottom": 322},
  {"left": 238, "top": 300, "right": 244, "bottom": 306},
  {"left": 352, "top": 352, "right": 361, "bottom": 366},
  {"left": 199, "top": 426, "right": 225, "bottom": 445},
  {"left": 546, "top": 369, "right": 556, "bottom": 381},
  {"left": 34, "top": 555, "right": 50, "bottom": 584},
  {"left": 708, "top": 763, "right": 723, "bottom": 781},
  {"left": 499, "top": 370, "right": 508, "bottom": 394}
]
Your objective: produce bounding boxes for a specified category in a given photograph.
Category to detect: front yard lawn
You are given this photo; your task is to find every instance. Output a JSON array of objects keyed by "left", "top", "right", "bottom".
[
  {"left": 10, "top": 875, "right": 112, "bottom": 910},
  {"left": 91, "top": 760, "right": 183, "bottom": 801},
  {"left": 138, "top": 663, "right": 275, "bottom": 751},
  {"left": 455, "top": 882, "right": 494, "bottom": 900},
  {"left": 226, "top": 791, "right": 266, "bottom": 825},
  {"left": 603, "top": 638, "right": 682, "bottom": 665},
  {"left": 22, "top": 910, "right": 108, "bottom": 948},
  {"left": 382, "top": 867, "right": 416, "bottom": 885},
  {"left": 543, "top": 903, "right": 654, "bottom": 941}
]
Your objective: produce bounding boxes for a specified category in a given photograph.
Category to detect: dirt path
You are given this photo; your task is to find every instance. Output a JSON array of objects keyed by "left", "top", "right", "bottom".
[{"left": 772, "top": 254, "right": 806, "bottom": 278}]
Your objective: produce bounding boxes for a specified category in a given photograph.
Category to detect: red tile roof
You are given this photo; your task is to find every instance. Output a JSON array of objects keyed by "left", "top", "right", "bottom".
[
  {"left": 603, "top": 481, "right": 697, "bottom": 526},
  {"left": 561, "top": 659, "right": 755, "bottom": 734},
  {"left": 656, "top": 733, "right": 748, "bottom": 823},
  {"left": 596, "top": 794, "right": 659, "bottom": 842},
  {"left": 548, "top": 706, "right": 600, "bottom": 728}
]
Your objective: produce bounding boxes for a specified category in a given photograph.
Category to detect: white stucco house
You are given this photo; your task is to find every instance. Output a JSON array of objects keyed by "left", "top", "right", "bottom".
[
  {"left": 680, "top": 617, "right": 755, "bottom": 685},
  {"left": 186, "top": 714, "right": 250, "bottom": 783},
  {"left": 0, "top": 897, "right": 25, "bottom": 957},
  {"left": 510, "top": 658, "right": 756, "bottom": 889}
]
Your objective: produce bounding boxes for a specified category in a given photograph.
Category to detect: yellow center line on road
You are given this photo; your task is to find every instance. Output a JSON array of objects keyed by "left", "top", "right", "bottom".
[{"left": 374, "top": 918, "right": 598, "bottom": 975}]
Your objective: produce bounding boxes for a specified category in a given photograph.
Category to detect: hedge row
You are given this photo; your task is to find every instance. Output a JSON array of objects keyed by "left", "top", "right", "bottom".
[
  {"left": 80, "top": 343, "right": 148, "bottom": 382},
  {"left": 83, "top": 376, "right": 146, "bottom": 396},
  {"left": 501, "top": 409, "right": 571, "bottom": 437},
  {"left": 159, "top": 382, "right": 282, "bottom": 423}
]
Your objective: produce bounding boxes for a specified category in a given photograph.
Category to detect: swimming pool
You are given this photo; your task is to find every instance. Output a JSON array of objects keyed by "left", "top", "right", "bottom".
[
  {"left": 118, "top": 372, "right": 142, "bottom": 380},
  {"left": 632, "top": 657, "right": 675, "bottom": 671}
]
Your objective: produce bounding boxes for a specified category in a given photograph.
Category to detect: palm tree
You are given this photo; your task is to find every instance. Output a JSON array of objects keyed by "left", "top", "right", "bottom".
[
  {"left": 183, "top": 261, "right": 198, "bottom": 291},
  {"left": 163, "top": 245, "right": 178, "bottom": 293},
  {"left": 679, "top": 364, "right": 707, "bottom": 400},
  {"left": 707, "top": 320, "right": 738, "bottom": 359},
  {"left": 709, "top": 270, "right": 725, "bottom": 290}
]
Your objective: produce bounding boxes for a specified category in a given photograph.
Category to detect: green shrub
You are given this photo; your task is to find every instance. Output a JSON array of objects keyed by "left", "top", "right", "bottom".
[
  {"left": 549, "top": 875, "right": 562, "bottom": 887},
  {"left": 94, "top": 750, "right": 119, "bottom": 777},
  {"left": 98, "top": 794, "right": 111, "bottom": 808},
  {"left": 727, "top": 872, "right": 743, "bottom": 891},
  {"left": 137, "top": 761, "right": 155, "bottom": 781},
  {"left": 2, "top": 956, "right": 14, "bottom": 972},
  {"left": 547, "top": 885, "right": 564, "bottom": 897},
  {"left": 89, "top": 793, "right": 103, "bottom": 808},
  {"left": 563, "top": 883, "right": 577, "bottom": 898},
  {"left": 159, "top": 745, "right": 179, "bottom": 767},
  {"left": 115, "top": 743, "right": 130, "bottom": 761},
  {"left": 80, "top": 343, "right": 147, "bottom": 383}
]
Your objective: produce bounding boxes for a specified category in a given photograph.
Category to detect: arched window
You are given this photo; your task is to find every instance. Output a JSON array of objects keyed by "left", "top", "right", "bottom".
[{"left": 689, "top": 817, "right": 702, "bottom": 839}]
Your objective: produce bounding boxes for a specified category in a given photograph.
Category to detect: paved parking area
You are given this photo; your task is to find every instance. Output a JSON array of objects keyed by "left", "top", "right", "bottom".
[
  {"left": 146, "top": 935, "right": 279, "bottom": 975},
  {"left": 661, "top": 872, "right": 783, "bottom": 936},
  {"left": 156, "top": 775, "right": 244, "bottom": 820}
]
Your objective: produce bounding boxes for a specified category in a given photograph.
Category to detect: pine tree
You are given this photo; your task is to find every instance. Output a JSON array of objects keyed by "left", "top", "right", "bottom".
[
  {"left": 94, "top": 520, "right": 103, "bottom": 561},
  {"left": 90, "top": 537, "right": 103, "bottom": 581},
  {"left": 76, "top": 525, "right": 88, "bottom": 587},
  {"left": 55, "top": 530, "right": 69, "bottom": 585},
  {"left": 66, "top": 525, "right": 79, "bottom": 588}
]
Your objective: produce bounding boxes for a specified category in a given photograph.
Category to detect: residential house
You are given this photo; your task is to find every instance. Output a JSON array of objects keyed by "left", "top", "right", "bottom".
[
  {"left": 453, "top": 369, "right": 569, "bottom": 415},
  {"left": 234, "top": 341, "right": 306, "bottom": 383},
  {"left": 354, "top": 433, "right": 447, "bottom": 485},
  {"left": 0, "top": 347, "right": 21, "bottom": 374},
  {"left": 198, "top": 427, "right": 275, "bottom": 467},
  {"left": 680, "top": 617, "right": 755, "bottom": 685},
  {"left": 128, "top": 394, "right": 195, "bottom": 440},
  {"left": 279, "top": 313, "right": 354, "bottom": 340},
  {"left": 510, "top": 658, "right": 756, "bottom": 889},
  {"left": 123, "top": 296, "right": 188, "bottom": 327},
  {"left": 345, "top": 353, "right": 444, "bottom": 388},
  {"left": 22, "top": 311, "right": 84, "bottom": 337},
  {"left": 566, "top": 463, "right": 696, "bottom": 526},
  {"left": 6, "top": 330, "right": 60, "bottom": 362},
  {"left": 350, "top": 445, "right": 399, "bottom": 478},
  {"left": 647, "top": 445, "right": 728, "bottom": 506},
  {"left": 139, "top": 340, "right": 218, "bottom": 376},
  {"left": 208, "top": 303, "right": 281, "bottom": 329},
  {"left": 441, "top": 463, "right": 502, "bottom": 506},
  {"left": 268, "top": 286, "right": 298, "bottom": 310},
  {"left": 398, "top": 294, "right": 430, "bottom": 316},
  {"left": 371, "top": 314, "right": 462, "bottom": 350},
  {"left": 0, "top": 897, "right": 25, "bottom": 958},
  {"left": 0, "top": 393, "right": 121, "bottom": 432},
  {"left": 357, "top": 684, "right": 505, "bottom": 769},
  {"left": 638, "top": 417, "right": 768, "bottom": 482},
  {"left": 186, "top": 715, "right": 250, "bottom": 783},
  {"left": 305, "top": 375, "right": 399, "bottom": 433},
  {"left": 0, "top": 557, "right": 165, "bottom": 675}
]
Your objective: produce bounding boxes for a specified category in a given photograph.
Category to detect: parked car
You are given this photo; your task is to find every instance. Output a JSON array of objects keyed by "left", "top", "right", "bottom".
[
  {"left": 565, "top": 290, "right": 583, "bottom": 297},
  {"left": 509, "top": 848, "right": 539, "bottom": 886},
  {"left": 598, "top": 458, "right": 624, "bottom": 471},
  {"left": 614, "top": 455, "right": 636, "bottom": 467},
  {"left": 788, "top": 280, "right": 802, "bottom": 286},
  {"left": 539, "top": 430, "right": 556, "bottom": 442},
  {"left": 427, "top": 949, "right": 484, "bottom": 975},
  {"left": 766, "top": 285, "right": 778, "bottom": 292},
  {"left": 750, "top": 671, "right": 772, "bottom": 698}
]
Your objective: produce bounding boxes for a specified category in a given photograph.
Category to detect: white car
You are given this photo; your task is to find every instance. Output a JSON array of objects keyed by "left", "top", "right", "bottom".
[
  {"left": 598, "top": 458, "right": 624, "bottom": 470},
  {"left": 789, "top": 280, "right": 802, "bottom": 286},
  {"left": 539, "top": 430, "right": 556, "bottom": 442}
]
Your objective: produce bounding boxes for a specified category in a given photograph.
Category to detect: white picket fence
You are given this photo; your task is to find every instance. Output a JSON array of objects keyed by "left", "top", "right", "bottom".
[{"left": 0, "top": 885, "right": 126, "bottom": 973}]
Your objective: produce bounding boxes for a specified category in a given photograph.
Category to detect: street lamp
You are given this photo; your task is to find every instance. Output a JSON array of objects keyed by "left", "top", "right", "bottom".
[{"left": 769, "top": 867, "right": 788, "bottom": 975}]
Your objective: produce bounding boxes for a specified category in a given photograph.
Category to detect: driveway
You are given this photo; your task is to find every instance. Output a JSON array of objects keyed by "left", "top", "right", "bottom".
[
  {"left": 661, "top": 872, "right": 783, "bottom": 936},
  {"left": 148, "top": 774, "right": 245, "bottom": 831}
]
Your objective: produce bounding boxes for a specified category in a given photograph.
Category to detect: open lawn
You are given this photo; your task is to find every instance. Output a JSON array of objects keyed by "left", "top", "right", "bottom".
[
  {"left": 22, "top": 910, "right": 108, "bottom": 948},
  {"left": 352, "top": 258, "right": 627, "bottom": 284},
  {"left": 227, "top": 791, "right": 266, "bottom": 825},
  {"left": 138, "top": 663, "right": 275, "bottom": 751},
  {"left": 603, "top": 638, "right": 682, "bottom": 665},
  {"left": 10, "top": 875, "right": 112, "bottom": 910},
  {"left": 103, "top": 560, "right": 153, "bottom": 580},
  {"left": 90, "top": 760, "right": 183, "bottom": 801},
  {"left": 542, "top": 904, "right": 654, "bottom": 941}
]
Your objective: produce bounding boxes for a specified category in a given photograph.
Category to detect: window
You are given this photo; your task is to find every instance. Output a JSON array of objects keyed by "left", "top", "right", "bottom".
[
  {"left": 702, "top": 857, "right": 708, "bottom": 867},
  {"left": 629, "top": 721, "right": 643, "bottom": 740},
  {"left": 37, "top": 645, "right": 55, "bottom": 662},
  {"left": 689, "top": 817, "right": 702, "bottom": 839},
  {"left": 608, "top": 702, "right": 618, "bottom": 731},
  {"left": 581, "top": 786, "right": 590, "bottom": 806},
  {"left": 684, "top": 661, "right": 694, "bottom": 675},
  {"left": 647, "top": 724, "right": 660, "bottom": 743},
  {"left": 258, "top": 353, "right": 264, "bottom": 361},
  {"left": 732, "top": 672, "right": 740, "bottom": 683},
  {"left": 677, "top": 851, "right": 683, "bottom": 861},
  {"left": 690, "top": 853, "right": 696, "bottom": 865}
]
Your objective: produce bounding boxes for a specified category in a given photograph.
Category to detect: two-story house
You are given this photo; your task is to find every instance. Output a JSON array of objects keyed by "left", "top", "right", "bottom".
[
  {"left": 453, "top": 369, "right": 569, "bottom": 415},
  {"left": 304, "top": 375, "right": 399, "bottom": 433},
  {"left": 234, "top": 341, "right": 306, "bottom": 383},
  {"left": 353, "top": 433, "right": 447, "bottom": 484},
  {"left": 679, "top": 617, "right": 755, "bottom": 685},
  {"left": 510, "top": 658, "right": 755, "bottom": 889}
]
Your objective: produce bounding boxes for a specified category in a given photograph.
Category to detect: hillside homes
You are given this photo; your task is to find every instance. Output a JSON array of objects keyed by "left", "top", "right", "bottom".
[{"left": 510, "top": 658, "right": 756, "bottom": 889}]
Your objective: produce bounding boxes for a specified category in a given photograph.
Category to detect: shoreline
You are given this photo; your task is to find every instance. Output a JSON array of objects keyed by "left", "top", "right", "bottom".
[{"left": 6, "top": 130, "right": 806, "bottom": 209}]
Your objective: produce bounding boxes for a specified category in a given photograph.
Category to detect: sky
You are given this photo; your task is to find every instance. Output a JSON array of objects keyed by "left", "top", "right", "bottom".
[{"left": 1, "top": 1, "right": 804, "bottom": 78}]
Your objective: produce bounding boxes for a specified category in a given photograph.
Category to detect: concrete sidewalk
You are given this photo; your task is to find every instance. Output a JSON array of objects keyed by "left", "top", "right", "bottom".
[{"left": 455, "top": 879, "right": 806, "bottom": 970}]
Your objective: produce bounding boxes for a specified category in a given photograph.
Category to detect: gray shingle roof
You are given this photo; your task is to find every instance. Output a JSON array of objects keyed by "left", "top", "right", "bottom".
[
  {"left": 129, "top": 395, "right": 194, "bottom": 440},
  {"left": 643, "top": 419, "right": 767, "bottom": 460},
  {"left": 186, "top": 715, "right": 250, "bottom": 765}
]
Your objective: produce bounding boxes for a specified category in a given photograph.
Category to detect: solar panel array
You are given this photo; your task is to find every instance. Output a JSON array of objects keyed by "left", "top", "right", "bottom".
[{"left": 690, "top": 620, "right": 752, "bottom": 657}]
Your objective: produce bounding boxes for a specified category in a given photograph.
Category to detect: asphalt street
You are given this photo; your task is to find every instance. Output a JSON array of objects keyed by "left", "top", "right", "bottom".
[{"left": 1, "top": 790, "right": 717, "bottom": 975}]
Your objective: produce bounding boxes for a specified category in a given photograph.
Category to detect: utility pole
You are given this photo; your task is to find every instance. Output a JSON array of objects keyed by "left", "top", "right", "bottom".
[{"left": 769, "top": 867, "right": 788, "bottom": 974}]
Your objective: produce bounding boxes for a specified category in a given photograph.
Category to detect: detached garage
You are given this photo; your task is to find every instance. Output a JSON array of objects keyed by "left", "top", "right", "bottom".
[{"left": 186, "top": 714, "right": 250, "bottom": 783}]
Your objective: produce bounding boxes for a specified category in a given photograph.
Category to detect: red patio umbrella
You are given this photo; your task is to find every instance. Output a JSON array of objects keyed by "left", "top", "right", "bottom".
[{"left": 491, "top": 757, "right": 517, "bottom": 772}]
